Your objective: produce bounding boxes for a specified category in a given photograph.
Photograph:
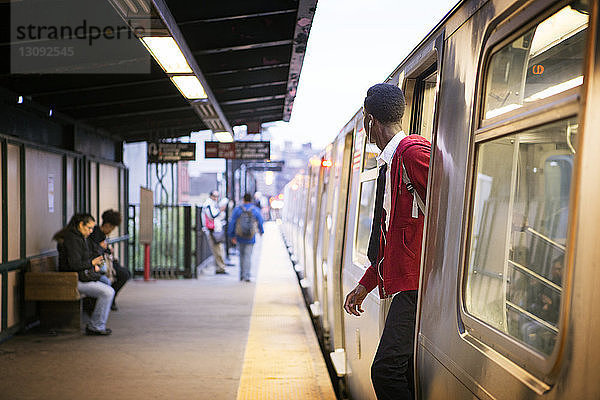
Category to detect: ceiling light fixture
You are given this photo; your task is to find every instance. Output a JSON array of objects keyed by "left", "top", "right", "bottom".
[
  {"left": 214, "top": 131, "right": 234, "bottom": 143},
  {"left": 141, "top": 37, "right": 193, "bottom": 73},
  {"left": 170, "top": 76, "right": 207, "bottom": 99}
]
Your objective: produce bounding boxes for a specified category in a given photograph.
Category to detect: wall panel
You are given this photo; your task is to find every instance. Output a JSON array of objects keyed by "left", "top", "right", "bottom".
[
  {"left": 7, "top": 144, "right": 20, "bottom": 261},
  {"left": 66, "top": 156, "right": 75, "bottom": 222},
  {"left": 99, "top": 164, "right": 120, "bottom": 216},
  {"left": 0, "top": 275, "right": 3, "bottom": 333},
  {"left": 6, "top": 271, "right": 20, "bottom": 327},
  {"left": 90, "top": 162, "right": 98, "bottom": 221},
  {"left": 0, "top": 144, "right": 3, "bottom": 262},
  {"left": 25, "top": 148, "right": 63, "bottom": 257}
]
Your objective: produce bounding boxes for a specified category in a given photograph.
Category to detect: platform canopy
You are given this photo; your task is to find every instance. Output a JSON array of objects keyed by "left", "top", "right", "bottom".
[{"left": 0, "top": 0, "right": 317, "bottom": 142}]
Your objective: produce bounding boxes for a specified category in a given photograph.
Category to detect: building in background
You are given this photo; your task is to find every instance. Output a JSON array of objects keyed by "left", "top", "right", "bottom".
[{"left": 254, "top": 141, "right": 317, "bottom": 198}]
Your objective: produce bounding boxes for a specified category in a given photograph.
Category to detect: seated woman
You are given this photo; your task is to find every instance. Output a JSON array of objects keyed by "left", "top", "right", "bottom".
[{"left": 53, "top": 213, "right": 115, "bottom": 336}]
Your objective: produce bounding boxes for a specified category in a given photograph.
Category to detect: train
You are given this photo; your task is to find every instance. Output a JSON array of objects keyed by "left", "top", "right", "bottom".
[{"left": 281, "top": 0, "right": 600, "bottom": 398}]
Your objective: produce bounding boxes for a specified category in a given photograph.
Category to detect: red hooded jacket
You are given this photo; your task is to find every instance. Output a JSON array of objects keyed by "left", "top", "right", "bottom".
[{"left": 359, "top": 135, "right": 431, "bottom": 297}]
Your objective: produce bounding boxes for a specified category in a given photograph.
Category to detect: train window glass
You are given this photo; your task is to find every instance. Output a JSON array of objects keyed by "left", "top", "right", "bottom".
[
  {"left": 363, "top": 141, "right": 379, "bottom": 171},
  {"left": 408, "top": 65, "right": 438, "bottom": 140},
  {"left": 362, "top": 111, "right": 380, "bottom": 171},
  {"left": 483, "top": 3, "right": 589, "bottom": 120},
  {"left": 354, "top": 179, "right": 377, "bottom": 260},
  {"left": 465, "top": 117, "right": 577, "bottom": 355},
  {"left": 418, "top": 71, "right": 438, "bottom": 141}
]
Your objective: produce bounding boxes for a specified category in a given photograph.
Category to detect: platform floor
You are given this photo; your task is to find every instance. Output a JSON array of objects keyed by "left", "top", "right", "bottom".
[{"left": 0, "top": 222, "right": 335, "bottom": 400}]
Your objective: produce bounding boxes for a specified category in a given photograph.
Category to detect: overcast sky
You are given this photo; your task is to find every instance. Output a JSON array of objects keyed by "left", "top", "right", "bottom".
[{"left": 266, "top": 0, "right": 458, "bottom": 150}]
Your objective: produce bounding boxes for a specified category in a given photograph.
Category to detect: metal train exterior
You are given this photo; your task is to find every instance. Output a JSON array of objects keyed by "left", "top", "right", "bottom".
[{"left": 282, "top": 0, "right": 600, "bottom": 398}]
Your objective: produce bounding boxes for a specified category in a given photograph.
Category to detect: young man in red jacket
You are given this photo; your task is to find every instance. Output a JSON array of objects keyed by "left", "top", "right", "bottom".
[{"left": 344, "top": 83, "right": 430, "bottom": 400}]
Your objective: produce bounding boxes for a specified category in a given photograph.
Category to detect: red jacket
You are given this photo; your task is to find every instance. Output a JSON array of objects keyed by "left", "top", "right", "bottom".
[{"left": 359, "top": 135, "right": 430, "bottom": 297}]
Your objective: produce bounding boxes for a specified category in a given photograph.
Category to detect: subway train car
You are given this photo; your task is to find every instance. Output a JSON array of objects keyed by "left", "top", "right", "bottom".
[{"left": 282, "top": 0, "right": 600, "bottom": 398}]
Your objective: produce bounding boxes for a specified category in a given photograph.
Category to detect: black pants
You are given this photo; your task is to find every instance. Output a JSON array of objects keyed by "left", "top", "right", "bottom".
[
  {"left": 111, "top": 261, "right": 131, "bottom": 301},
  {"left": 371, "top": 290, "right": 418, "bottom": 400}
]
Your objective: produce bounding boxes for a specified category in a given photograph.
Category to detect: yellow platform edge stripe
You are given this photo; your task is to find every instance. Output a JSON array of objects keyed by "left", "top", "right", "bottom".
[{"left": 236, "top": 222, "right": 336, "bottom": 400}]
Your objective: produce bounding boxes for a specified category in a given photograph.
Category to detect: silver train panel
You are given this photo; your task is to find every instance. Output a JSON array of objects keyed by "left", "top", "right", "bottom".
[
  {"left": 420, "top": 0, "right": 600, "bottom": 399},
  {"left": 282, "top": 0, "right": 600, "bottom": 398}
]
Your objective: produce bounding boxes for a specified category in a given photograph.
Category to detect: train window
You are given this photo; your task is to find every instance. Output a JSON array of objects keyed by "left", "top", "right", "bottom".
[
  {"left": 483, "top": 3, "right": 589, "bottom": 120},
  {"left": 362, "top": 111, "right": 380, "bottom": 171},
  {"left": 409, "top": 67, "right": 438, "bottom": 141},
  {"left": 354, "top": 179, "right": 376, "bottom": 261},
  {"left": 465, "top": 117, "right": 577, "bottom": 355},
  {"left": 363, "top": 141, "right": 379, "bottom": 171},
  {"left": 419, "top": 72, "right": 438, "bottom": 141}
]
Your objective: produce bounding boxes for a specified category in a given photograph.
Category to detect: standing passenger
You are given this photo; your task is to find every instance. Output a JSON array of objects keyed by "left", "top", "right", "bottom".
[
  {"left": 343, "top": 83, "right": 431, "bottom": 400},
  {"left": 228, "top": 193, "right": 264, "bottom": 282},
  {"left": 203, "top": 190, "right": 227, "bottom": 274},
  {"left": 53, "top": 213, "right": 115, "bottom": 335}
]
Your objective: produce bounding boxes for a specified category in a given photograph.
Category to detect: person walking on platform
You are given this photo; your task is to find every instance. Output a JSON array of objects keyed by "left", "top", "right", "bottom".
[
  {"left": 228, "top": 193, "right": 264, "bottom": 282},
  {"left": 203, "top": 190, "right": 227, "bottom": 274},
  {"left": 53, "top": 213, "right": 115, "bottom": 336},
  {"left": 88, "top": 209, "right": 130, "bottom": 311},
  {"left": 343, "top": 83, "right": 431, "bottom": 400}
]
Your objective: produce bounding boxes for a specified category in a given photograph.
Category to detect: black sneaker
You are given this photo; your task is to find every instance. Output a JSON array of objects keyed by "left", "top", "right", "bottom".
[
  {"left": 111, "top": 303, "right": 119, "bottom": 311},
  {"left": 85, "top": 327, "right": 112, "bottom": 336},
  {"left": 215, "top": 270, "right": 228, "bottom": 275}
]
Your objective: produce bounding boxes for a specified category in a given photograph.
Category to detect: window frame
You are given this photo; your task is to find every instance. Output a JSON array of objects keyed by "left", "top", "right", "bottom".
[
  {"left": 458, "top": 0, "right": 590, "bottom": 385},
  {"left": 353, "top": 112, "right": 378, "bottom": 268},
  {"left": 408, "top": 63, "right": 439, "bottom": 137}
]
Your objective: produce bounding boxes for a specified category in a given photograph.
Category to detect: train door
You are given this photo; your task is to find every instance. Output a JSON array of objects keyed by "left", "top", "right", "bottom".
[
  {"left": 341, "top": 111, "right": 382, "bottom": 399},
  {"left": 418, "top": 1, "right": 594, "bottom": 398},
  {"left": 303, "top": 162, "right": 321, "bottom": 302},
  {"left": 326, "top": 128, "right": 355, "bottom": 379},
  {"left": 315, "top": 145, "right": 335, "bottom": 340},
  {"left": 297, "top": 173, "right": 310, "bottom": 280}
]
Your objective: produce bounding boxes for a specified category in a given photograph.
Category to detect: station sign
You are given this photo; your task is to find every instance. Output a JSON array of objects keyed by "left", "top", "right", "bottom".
[
  {"left": 205, "top": 141, "right": 270, "bottom": 160},
  {"left": 205, "top": 142, "right": 236, "bottom": 159},
  {"left": 148, "top": 142, "right": 196, "bottom": 163},
  {"left": 236, "top": 141, "right": 270, "bottom": 159},
  {"left": 246, "top": 160, "right": 285, "bottom": 171}
]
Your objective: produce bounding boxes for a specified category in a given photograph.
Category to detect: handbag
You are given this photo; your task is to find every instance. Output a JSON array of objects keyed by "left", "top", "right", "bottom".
[
  {"left": 204, "top": 213, "right": 215, "bottom": 230},
  {"left": 78, "top": 268, "right": 102, "bottom": 282}
]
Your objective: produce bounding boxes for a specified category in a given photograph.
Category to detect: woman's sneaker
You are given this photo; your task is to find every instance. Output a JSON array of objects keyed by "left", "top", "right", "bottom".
[{"left": 85, "top": 326, "right": 112, "bottom": 336}]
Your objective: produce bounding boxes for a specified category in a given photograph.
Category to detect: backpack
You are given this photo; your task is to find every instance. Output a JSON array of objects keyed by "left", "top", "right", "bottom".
[{"left": 235, "top": 207, "right": 258, "bottom": 239}]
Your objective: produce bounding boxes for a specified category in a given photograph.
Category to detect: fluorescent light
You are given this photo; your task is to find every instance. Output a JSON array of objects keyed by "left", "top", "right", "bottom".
[
  {"left": 525, "top": 76, "right": 583, "bottom": 101},
  {"left": 170, "top": 76, "right": 207, "bottom": 99},
  {"left": 214, "top": 131, "right": 233, "bottom": 142},
  {"left": 141, "top": 37, "right": 193, "bottom": 73},
  {"left": 530, "top": 6, "right": 588, "bottom": 58},
  {"left": 485, "top": 103, "right": 522, "bottom": 119}
]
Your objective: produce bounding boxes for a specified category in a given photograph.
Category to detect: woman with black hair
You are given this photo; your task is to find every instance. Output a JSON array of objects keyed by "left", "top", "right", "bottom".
[{"left": 53, "top": 213, "right": 115, "bottom": 335}]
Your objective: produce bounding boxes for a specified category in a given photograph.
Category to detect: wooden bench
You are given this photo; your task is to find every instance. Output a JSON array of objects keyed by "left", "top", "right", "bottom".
[{"left": 24, "top": 255, "right": 83, "bottom": 332}]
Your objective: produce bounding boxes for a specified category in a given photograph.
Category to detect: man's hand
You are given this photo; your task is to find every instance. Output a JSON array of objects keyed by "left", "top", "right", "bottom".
[
  {"left": 92, "top": 255, "right": 104, "bottom": 266},
  {"left": 344, "top": 284, "right": 368, "bottom": 316},
  {"left": 231, "top": 237, "right": 237, "bottom": 245}
]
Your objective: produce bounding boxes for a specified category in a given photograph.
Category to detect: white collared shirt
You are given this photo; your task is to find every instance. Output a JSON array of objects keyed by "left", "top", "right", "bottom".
[{"left": 376, "top": 131, "right": 407, "bottom": 230}]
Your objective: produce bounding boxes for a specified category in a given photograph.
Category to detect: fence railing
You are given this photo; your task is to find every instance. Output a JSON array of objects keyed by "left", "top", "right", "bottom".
[{"left": 128, "top": 204, "right": 212, "bottom": 279}]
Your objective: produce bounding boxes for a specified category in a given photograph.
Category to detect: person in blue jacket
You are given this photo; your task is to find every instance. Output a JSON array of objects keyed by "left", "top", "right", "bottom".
[{"left": 228, "top": 193, "right": 264, "bottom": 282}]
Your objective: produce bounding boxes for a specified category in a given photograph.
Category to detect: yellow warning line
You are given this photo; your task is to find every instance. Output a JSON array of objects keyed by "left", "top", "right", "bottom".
[{"left": 236, "top": 223, "right": 336, "bottom": 400}]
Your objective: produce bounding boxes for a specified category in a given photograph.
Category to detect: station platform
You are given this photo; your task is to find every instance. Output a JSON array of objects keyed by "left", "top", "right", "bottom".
[{"left": 0, "top": 222, "right": 335, "bottom": 400}]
